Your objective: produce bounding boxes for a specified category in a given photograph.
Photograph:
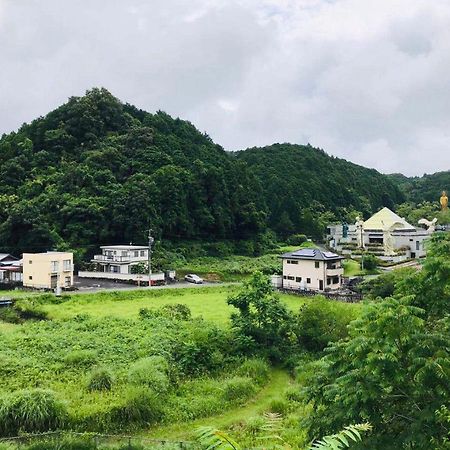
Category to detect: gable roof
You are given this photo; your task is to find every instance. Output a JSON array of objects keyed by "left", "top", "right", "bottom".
[
  {"left": 0, "top": 254, "right": 18, "bottom": 262},
  {"left": 280, "top": 248, "right": 343, "bottom": 261},
  {"left": 363, "top": 207, "right": 415, "bottom": 231}
]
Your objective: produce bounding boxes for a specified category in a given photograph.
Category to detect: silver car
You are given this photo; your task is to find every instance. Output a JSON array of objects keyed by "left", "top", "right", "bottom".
[{"left": 184, "top": 274, "right": 203, "bottom": 284}]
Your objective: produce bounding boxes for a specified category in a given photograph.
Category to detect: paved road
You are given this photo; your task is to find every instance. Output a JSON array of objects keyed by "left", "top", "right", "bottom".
[{"left": 72, "top": 277, "right": 237, "bottom": 295}]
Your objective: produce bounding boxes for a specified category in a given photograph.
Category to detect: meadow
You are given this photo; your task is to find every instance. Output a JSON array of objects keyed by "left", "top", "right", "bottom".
[{"left": 0, "top": 283, "right": 360, "bottom": 448}]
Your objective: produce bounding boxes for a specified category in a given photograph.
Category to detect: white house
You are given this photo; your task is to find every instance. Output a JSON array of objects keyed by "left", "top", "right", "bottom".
[
  {"left": 0, "top": 254, "right": 22, "bottom": 284},
  {"left": 91, "top": 245, "right": 149, "bottom": 274},
  {"left": 280, "top": 248, "right": 344, "bottom": 291}
]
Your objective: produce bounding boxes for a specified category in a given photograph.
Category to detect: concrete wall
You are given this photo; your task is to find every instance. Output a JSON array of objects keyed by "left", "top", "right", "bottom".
[
  {"left": 23, "top": 252, "right": 73, "bottom": 289},
  {"left": 78, "top": 271, "right": 165, "bottom": 282}
]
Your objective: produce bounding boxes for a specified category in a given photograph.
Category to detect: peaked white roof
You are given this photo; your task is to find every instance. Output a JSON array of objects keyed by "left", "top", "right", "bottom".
[{"left": 363, "top": 207, "right": 415, "bottom": 231}]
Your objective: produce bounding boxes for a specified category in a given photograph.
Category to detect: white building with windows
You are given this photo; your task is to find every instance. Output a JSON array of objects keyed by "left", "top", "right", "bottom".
[
  {"left": 327, "top": 207, "right": 431, "bottom": 262},
  {"left": 22, "top": 252, "right": 73, "bottom": 289},
  {"left": 91, "top": 245, "right": 149, "bottom": 274},
  {"left": 280, "top": 248, "right": 344, "bottom": 291}
]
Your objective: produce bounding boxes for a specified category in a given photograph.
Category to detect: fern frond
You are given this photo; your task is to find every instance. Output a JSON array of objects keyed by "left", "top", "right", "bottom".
[
  {"left": 309, "top": 423, "right": 372, "bottom": 450},
  {"left": 196, "top": 426, "right": 241, "bottom": 450}
]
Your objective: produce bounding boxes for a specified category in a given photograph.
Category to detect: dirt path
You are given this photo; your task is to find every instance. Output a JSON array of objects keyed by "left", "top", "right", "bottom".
[{"left": 145, "top": 369, "right": 292, "bottom": 440}]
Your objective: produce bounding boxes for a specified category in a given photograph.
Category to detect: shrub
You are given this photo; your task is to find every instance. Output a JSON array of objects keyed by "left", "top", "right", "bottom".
[
  {"left": 287, "top": 234, "right": 308, "bottom": 246},
  {"left": 236, "top": 358, "right": 270, "bottom": 386},
  {"left": 14, "top": 299, "right": 48, "bottom": 321},
  {"left": 128, "top": 357, "right": 170, "bottom": 395},
  {"left": 222, "top": 377, "right": 257, "bottom": 402},
  {"left": 63, "top": 349, "right": 97, "bottom": 367},
  {"left": 284, "top": 386, "right": 303, "bottom": 403},
  {"left": 295, "top": 298, "right": 355, "bottom": 352},
  {"left": 0, "top": 389, "right": 66, "bottom": 436},
  {"left": 0, "top": 307, "right": 21, "bottom": 324},
  {"left": 112, "top": 387, "right": 164, "bottom": 427},
  {"left": 245, "top": 416, "right": 266, "bottom": 436},
  {"left": 87, "top": 367, "right": 115, "bottom": 392},
  {"left": 361, "top": 253, "right": 378, "bottom": 271},
  {"left": 158, "top": 304, "right": 191, "bottom": 321},
  {"left": 268, "top": 398, "right": 290, "bottom": 415}
]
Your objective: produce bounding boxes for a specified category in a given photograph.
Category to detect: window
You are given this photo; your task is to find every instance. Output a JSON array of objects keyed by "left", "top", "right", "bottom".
[
  {"left": 51, "top": 261, "right": 59, "bottom": 272},
  {"left": 327, "top": 278, "right": 331, "bottom": 285},
  {"left": 140, "top": 250, "right": 145, "bottom": 257},
  {"left": 283, "top": 275, "right": 287, "bottom": 279},
  {"left": 416, "top": 241, "right": 420, "bottom": 250},
  {"left": 134, "top": 251, "right": 139, "bottom": 257},
  {"left": 63, "top": 260, "right": 71, "bottom": 271},
  {"left": 65, "top": 276, "right": 71, "bottom": 287},
  {"left": 287, "top": 276, "right": 294, "bottom": 280},
  {"left": 29, "top": 276, "right": 33, "bottom": 280},
  {"left": 315, "top": 262, "right": 320, "bottom": 268},
  {"left": 290, "top": 260, "right": 298, "bottom": 264},
  {"left": 307, "top": 278, "right": 311, "bottom": 283},
  {"left": 29, "top": 260, "right": 32, "bottom": 264},
  {"left": 121, "top": 251, "right": 128, "bottom": 257},
  {"left": 295, "top": 277, "right": 302, "bottom": 282}
]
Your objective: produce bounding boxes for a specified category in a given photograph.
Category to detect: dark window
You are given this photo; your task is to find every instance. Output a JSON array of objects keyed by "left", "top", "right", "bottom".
[
  {"left": 315, "top": 262, "right": 320, "bottom": 268},
  {"left": 307, "top": 278, "right": 311, "bottom": 283},
  {"left": 283, "top": 275, "right": 287, "bottom": 279},
  {"left": 327, "top": 278, "right": 331, "bottom": 285},
  {"left": 416, "top": 241, "right": 420, "bottom": 250},
  {"left": 29, "top": 260, "right": 32, "bottom": 264},
  {"left": 288, "top": 276, "right": 294, "bottom": 280},
  {"left": 29, "top": 276, "right": 32, "bottom": 280},
  {"left": 295, "top": 277, "right": 301, "bottom": 282}
]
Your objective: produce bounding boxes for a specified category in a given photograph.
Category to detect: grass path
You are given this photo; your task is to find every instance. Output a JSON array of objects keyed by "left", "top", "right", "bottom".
[{"left": 145, "top": 369, "right": 292, "bottom": 440}]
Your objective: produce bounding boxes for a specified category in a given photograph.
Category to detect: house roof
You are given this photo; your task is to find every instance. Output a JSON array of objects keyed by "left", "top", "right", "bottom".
[
  {"left": 363, "top": 207, "right": 415, "bottom": 231},
  {"left": 0, "top": 254, "right": 18, "bottom": 262},
  {"left": 100, "top": 245, "right": 148, "bottom": 250},
  {"left": 280, "top": 248, "right": 343, "bottom": 261}
]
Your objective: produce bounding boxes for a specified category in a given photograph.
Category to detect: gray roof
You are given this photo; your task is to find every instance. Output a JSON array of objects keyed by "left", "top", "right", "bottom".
[
  {"left": 0, "top": 253, "right": 18, "bottom": 262},
  {"left": 280, "top": 248, "right": 343, "bottom": 261}
]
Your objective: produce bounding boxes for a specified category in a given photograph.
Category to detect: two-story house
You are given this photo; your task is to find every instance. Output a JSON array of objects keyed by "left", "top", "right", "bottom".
[
  {"left": 91, "top": 245, "right": 149, "bottom": 275},
  {"left": 22, "top": 252, "right": 73, "bottom": 289},
  {"left": 280, "top": 248, "right": 344, "bottom": 291}
]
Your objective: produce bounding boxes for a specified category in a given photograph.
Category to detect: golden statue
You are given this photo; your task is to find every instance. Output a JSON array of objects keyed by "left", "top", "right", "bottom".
[{"left": 440, "top": 191, "right": 448, "bottom": 210}]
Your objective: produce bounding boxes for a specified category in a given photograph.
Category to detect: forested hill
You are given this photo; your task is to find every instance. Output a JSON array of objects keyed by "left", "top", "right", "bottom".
[
  {"left": 0, "top": 88, "right": 266, "bottom": 255},
  {"left": 235, "top": 144, "right": 405, "bottom": 237},
  {"left": 0, "top": 88, "right": 406, "bottom": 255},
  {"left": 388, "top": 171, "right": 450, "bottom": 203}
]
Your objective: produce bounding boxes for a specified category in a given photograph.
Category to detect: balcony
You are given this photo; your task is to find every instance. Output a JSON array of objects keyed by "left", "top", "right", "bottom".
[
  {"left": 326, "top": 267, "right": 344, "bottom": 277},
  {"left": 93, "top": 254, "right": 147, "bottom": 263}
]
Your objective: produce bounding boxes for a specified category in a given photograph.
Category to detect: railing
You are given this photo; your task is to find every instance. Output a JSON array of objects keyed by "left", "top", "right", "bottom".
[
  {"left": 326, "top": 267, "right": 344, "bottom": 276},
  {"left": 93, "top": 255, "right": 147, "bottom": 263}
]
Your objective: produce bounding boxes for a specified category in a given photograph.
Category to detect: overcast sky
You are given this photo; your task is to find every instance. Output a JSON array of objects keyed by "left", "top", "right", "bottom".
[{"left": 1, "top": 0, "right": 450, "bottom": 176}]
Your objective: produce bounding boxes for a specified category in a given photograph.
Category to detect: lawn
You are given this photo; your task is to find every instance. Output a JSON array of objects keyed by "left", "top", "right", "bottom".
[{"left": 343, "top": 258, "right": 380, "bottom": 277}]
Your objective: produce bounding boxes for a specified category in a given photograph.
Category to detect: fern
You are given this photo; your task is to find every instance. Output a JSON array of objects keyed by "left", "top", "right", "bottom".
[
  {"left": 309, "top": 423, "right": 372, "bottom": 450},
  {"left": 196, "top": 426, "right": 241, "bottom": 450}
]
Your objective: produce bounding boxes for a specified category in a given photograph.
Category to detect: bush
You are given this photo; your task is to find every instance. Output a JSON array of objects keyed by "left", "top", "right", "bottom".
[
  {"left": 222, "top": 377, "right": 257, "bottom": 402},
  {"left": 87, "top": 367, "right": 115, "bottom": 392},
  {"left": 284, "top": 386, "right": 303, "bottom": 403},
  {"left": 287, "top": 234, "right": 308, "bottom": 246},
  {"left": 0, "top": 307, "right": 21, "bottom": 324},
  {"left": 63, "top": 349, "right": 97, "bottom": 367},
  {"left": 128, "top": 357, "right": 170, "bottom": 395},
  {"left": 14, "top": 299, "right": 48, "bottom": 321},
  {"left": 361, "top": 253, "right": 378, "bottom": 271},
  {"left": 267, "top": 398, "right": 290, "bottom": 415},
  {"left": 158, "top": 304, "right": 191, "bottom": 321},
  {"left": 236, "top": 358, "right": 270, "bottom": 386},
  {"left": 245, "top": 416, "right": 266, "bottom": 436},
  {"left": 112, "top": 387, "right": 164, "bottom": 427},
  {"left": 0, "top": 389, "right": 66, "bottom": 436},
  {"left": 295, "top": 298, "right": 355, "bottom": 352}
]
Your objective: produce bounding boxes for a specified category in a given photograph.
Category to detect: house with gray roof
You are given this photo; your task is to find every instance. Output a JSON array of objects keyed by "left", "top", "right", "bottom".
[{"left": 280, "top": 248, "right": 344, "bottom": 291}]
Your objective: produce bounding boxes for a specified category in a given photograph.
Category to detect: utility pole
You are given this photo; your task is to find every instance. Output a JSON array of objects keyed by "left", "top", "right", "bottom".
[{"left": 148, "top": 229, "right": 154, "bottom": 287}]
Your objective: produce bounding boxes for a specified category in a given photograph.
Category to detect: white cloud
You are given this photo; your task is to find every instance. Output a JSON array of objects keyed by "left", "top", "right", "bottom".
[{"left": 1, "top": 0, "right": 450, "bottom": 175}]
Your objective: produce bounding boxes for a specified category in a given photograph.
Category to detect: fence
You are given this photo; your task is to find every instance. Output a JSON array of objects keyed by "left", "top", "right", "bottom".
[
  {"left": 0, "top": 431, "right": 199, "bottom": 449},
  {"left": 277, "top": 287, "right": 363, "bottom": 303}
]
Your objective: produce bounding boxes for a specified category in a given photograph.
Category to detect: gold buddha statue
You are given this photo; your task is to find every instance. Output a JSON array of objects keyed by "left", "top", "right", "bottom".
[{"left": 440, "top": 191, "right": 448, "bottom": 210}]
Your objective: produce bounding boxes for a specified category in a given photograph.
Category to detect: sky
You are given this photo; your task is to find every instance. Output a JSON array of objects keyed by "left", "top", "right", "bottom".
[{"left": 1, "top": 0, "right": 450, "bottom": 176}]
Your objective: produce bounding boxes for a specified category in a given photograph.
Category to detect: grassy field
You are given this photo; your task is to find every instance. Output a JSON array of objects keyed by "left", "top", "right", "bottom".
[
  {"left": 38, "top": 285, "right": 359, "bottom": 326},
  {"left": 342, "top": 258, "right": 380, "bottom": 277}
]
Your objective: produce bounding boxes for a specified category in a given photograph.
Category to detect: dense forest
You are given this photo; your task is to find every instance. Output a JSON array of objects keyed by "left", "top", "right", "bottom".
[
  {"left": 0, "top": 88, "right": 434, "bottom": 257},
  {"left": 388, "top": 171, "right": 450, "bottom": 203},
  {"left": 235, "top": 144, "right": 405, "bottom": 237}
]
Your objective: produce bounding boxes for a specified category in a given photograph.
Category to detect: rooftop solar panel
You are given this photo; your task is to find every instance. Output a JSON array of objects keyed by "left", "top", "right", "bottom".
[
  {"left": 292, "top": 248, "right": 316, "bottom": 257},
  {"left": 323, "top": 251, "right": 339, "bottom": 258}
]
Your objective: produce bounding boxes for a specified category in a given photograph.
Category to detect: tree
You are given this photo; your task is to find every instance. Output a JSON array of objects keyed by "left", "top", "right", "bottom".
[{"left": 227, "top": 272, "right": 296, "bottom": 360}]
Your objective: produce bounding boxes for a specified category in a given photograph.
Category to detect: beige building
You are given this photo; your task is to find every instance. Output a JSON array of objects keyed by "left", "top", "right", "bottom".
[
  {"left": 280, "top": 248, "right": 344, "bottom": 291},
  {"left": 22, "top": 252, "right": 73, "bottom": 289}
]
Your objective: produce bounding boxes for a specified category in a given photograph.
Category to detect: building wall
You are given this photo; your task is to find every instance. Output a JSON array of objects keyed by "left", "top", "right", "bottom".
[
  {"left": 282, "top": 259, "right": 343, "bottom": 291},
  {"left": 23, "top": 252, "right": 73, "bottom": 289}
]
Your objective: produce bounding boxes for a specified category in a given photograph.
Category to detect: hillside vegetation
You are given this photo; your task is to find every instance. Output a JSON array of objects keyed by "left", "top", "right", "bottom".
[{"left": 0, "top": 88, "right": 407, "bottom": 257}]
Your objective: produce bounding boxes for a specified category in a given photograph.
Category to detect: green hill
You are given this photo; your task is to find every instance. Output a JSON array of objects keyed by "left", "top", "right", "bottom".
[
  {"left": 0, "top": 88, "right": 410, "bottom": 255},
  {"left": 235, "top": 144, "right": 405, "bottom": 237},
  {"left": 0, "top": 88, "right": 266, "bottom": 255},
  {"left": 388, "top": 171, "right": 450, "bottom": 203}
]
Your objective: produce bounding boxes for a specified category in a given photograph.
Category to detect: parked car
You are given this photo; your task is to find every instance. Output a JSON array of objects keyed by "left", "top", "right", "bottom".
[{"left": 184, "top": 274, "right": 203, "bottom": 284}]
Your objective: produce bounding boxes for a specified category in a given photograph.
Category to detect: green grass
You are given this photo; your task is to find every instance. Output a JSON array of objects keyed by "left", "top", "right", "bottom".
[
  {"left": 37, "top": 286, "right": 358, "bottom": 326},
  {"left": 145, "top": 368, "right": 292, "bottom": 440},
  {"left": 343, "top": 259, "right": 380, "bottom": 277}
]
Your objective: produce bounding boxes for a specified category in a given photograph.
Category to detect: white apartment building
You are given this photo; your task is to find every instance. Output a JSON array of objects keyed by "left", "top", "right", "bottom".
[
  {"left": 280, "top": 248, "right": 344, "bottom": 291},
  {"left": 91, "top": 245, "right": 149, "bottom": 275}
]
